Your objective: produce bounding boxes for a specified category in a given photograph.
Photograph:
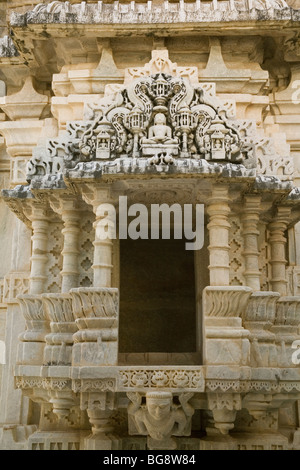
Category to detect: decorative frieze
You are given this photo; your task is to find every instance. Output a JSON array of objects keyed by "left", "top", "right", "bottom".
[
  {"left": 119, "top": 367, "right": 205, "bottom": 392},
  {"left": 10, "top": 0, "right": 293, "bottom": 29}
]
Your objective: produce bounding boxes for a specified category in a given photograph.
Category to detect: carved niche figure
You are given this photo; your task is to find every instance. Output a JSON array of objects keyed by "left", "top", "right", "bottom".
[
  {"left": 142, "top": 113, "right": 178, "bottom": 145},
  {"left": 141, "top": 112, "right": 179, "bottom": 157},
  {"left": 127, "top": 391, "right": 194, "bottom": 450},
  {"left": 26, "top": 73, "right": 248, "bottom": 180}
]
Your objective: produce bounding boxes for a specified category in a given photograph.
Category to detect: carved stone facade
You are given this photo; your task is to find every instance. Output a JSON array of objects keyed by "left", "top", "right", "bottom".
[{"left": 1, "top": 0, "right": 300, "bottom": 451}]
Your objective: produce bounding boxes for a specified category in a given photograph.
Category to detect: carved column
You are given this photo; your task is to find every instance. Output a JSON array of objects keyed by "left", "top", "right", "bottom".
[
  {"left": 207, "top": 185, "right": 231, "bottom": 286},
  {"left": 242, "top": 195, "right": 261, "bottom": 291},
  {"left": 26, "top": 203, "right": 50, "bottom": 295},
  {"left": 50, "top": 196, "right": 81, "bottom": 293},
  {"left": 77, "top": 390, "right": 118, "bottom": 450},
  {"left": 81, "top": 186, "right": 114, "bottom": 288},
  {"left": 268, "top": 207, "right": 291, "bottom": 296},
  {"left": 61, "top": 208, "right": 80, "bottom": 292}
]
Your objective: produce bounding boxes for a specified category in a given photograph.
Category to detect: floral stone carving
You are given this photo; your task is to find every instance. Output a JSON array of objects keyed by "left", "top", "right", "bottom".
[{"left": 26, "top": 73, "right": 250, "bottom": 180}]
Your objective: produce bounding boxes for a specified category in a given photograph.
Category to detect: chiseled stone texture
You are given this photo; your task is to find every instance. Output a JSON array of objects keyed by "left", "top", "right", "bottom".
[{"left": 1, "top": 0, "right": 300, "bottom": 451}]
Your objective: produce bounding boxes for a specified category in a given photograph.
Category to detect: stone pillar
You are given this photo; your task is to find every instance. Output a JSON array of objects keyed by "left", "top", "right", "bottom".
[
  {"left": 93, "top": 202, "right": 114, "bottom": 289},
  {"left": 268, "top": 207, "right": 291, "bottom": 296},
  {"left": 50, "top": 197, "right": 81, "bottom": 293},
  {"left": 61, "top": 208, "right": 80, "bottom": 293},
  {"left": 207, "top": 185, "right": 231, "bottom": 286},
  {"left": 242, "top": 195, "right": 261, "bottom": 291},
  {"left": 81, "top": 391, "right": 119, "bottom": 450},
  {"left": 28, "top": 204, "right": 50, "bottom": 295},
  {"left": 81, "top": 186, "right": 114, "bottom": 288}
]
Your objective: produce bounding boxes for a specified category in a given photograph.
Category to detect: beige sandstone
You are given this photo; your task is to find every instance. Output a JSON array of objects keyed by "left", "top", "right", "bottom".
[{"left": 0, "top": 0, "right": 300, "bottom": 451}]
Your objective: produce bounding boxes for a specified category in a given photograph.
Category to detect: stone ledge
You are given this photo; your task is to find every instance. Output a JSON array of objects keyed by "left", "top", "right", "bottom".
[
  {"left": 9, "top": 1, "right": 300, "bottom": 28},
  {"left": 14, "top": 364, "right": 300, "bottom": 394}
]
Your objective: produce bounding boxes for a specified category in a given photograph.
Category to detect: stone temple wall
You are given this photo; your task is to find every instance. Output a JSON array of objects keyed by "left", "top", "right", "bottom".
[{"left": 0, "top": 0, "right": 300, "bottom": 451}]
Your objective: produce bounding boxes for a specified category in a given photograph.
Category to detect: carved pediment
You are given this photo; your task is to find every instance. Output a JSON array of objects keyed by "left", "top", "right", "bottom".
[
  {"left": 26, "top": 65, "right": 294, "bottom": 181},
  {"left": 27, "top": 73, "right": 253, "bottom": 180}
]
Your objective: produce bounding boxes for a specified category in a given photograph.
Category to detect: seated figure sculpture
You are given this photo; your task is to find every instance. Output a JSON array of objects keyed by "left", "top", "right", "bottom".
[{"left": 141, "top": 113, "right": 179, "bottom": 156}]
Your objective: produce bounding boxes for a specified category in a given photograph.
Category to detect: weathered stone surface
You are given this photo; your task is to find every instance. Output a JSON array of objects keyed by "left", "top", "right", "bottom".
[{"left": 1, "top": 0, "right": 300, "bottom": 452}]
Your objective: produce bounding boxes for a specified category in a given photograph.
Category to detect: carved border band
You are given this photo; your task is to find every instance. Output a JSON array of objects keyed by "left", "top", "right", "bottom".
[{"left": 119, "top": 367, "right": 205, "bottom": 391}]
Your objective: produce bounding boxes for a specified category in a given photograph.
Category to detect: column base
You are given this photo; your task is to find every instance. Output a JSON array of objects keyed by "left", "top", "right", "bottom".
[{"left": 84, "top": 432, "right": 120, "bottom": 450}]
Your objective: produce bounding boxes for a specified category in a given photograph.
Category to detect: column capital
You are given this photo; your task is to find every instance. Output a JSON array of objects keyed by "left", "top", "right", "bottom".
[
  {"left": 23, "top": 200, "right": 50, "bottom": 222},
  {"left": 207, "top": 184, "right": 230, "bottom": 204},
  {"left": 80, "top": 183, "right": 113, "bottom": 209},
  {"left": 268, "top": 206, "right": 292, "bottom": 228},
  {"left": 242, "top": 194, "right": 262, "bottom": 209},
  {"left": 49, "top": 194, "right": 82, "bottom": 216}
]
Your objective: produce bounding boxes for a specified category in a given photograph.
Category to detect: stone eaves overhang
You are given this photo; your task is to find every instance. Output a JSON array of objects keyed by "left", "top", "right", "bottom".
[
  {"left": 2, "top": 165, "right": 300, "bottom": 229},
  {"left": 8, "top": 2, "right": 300, "bottom": 38}
]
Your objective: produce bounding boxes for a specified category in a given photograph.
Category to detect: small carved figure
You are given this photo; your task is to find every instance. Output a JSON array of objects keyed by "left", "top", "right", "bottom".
[
  {"left": 128, "top": 391, "right": 194, "bottom": 449},
  {"left": 141, "top": 113, "right": 179, "bottom": 145}
]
